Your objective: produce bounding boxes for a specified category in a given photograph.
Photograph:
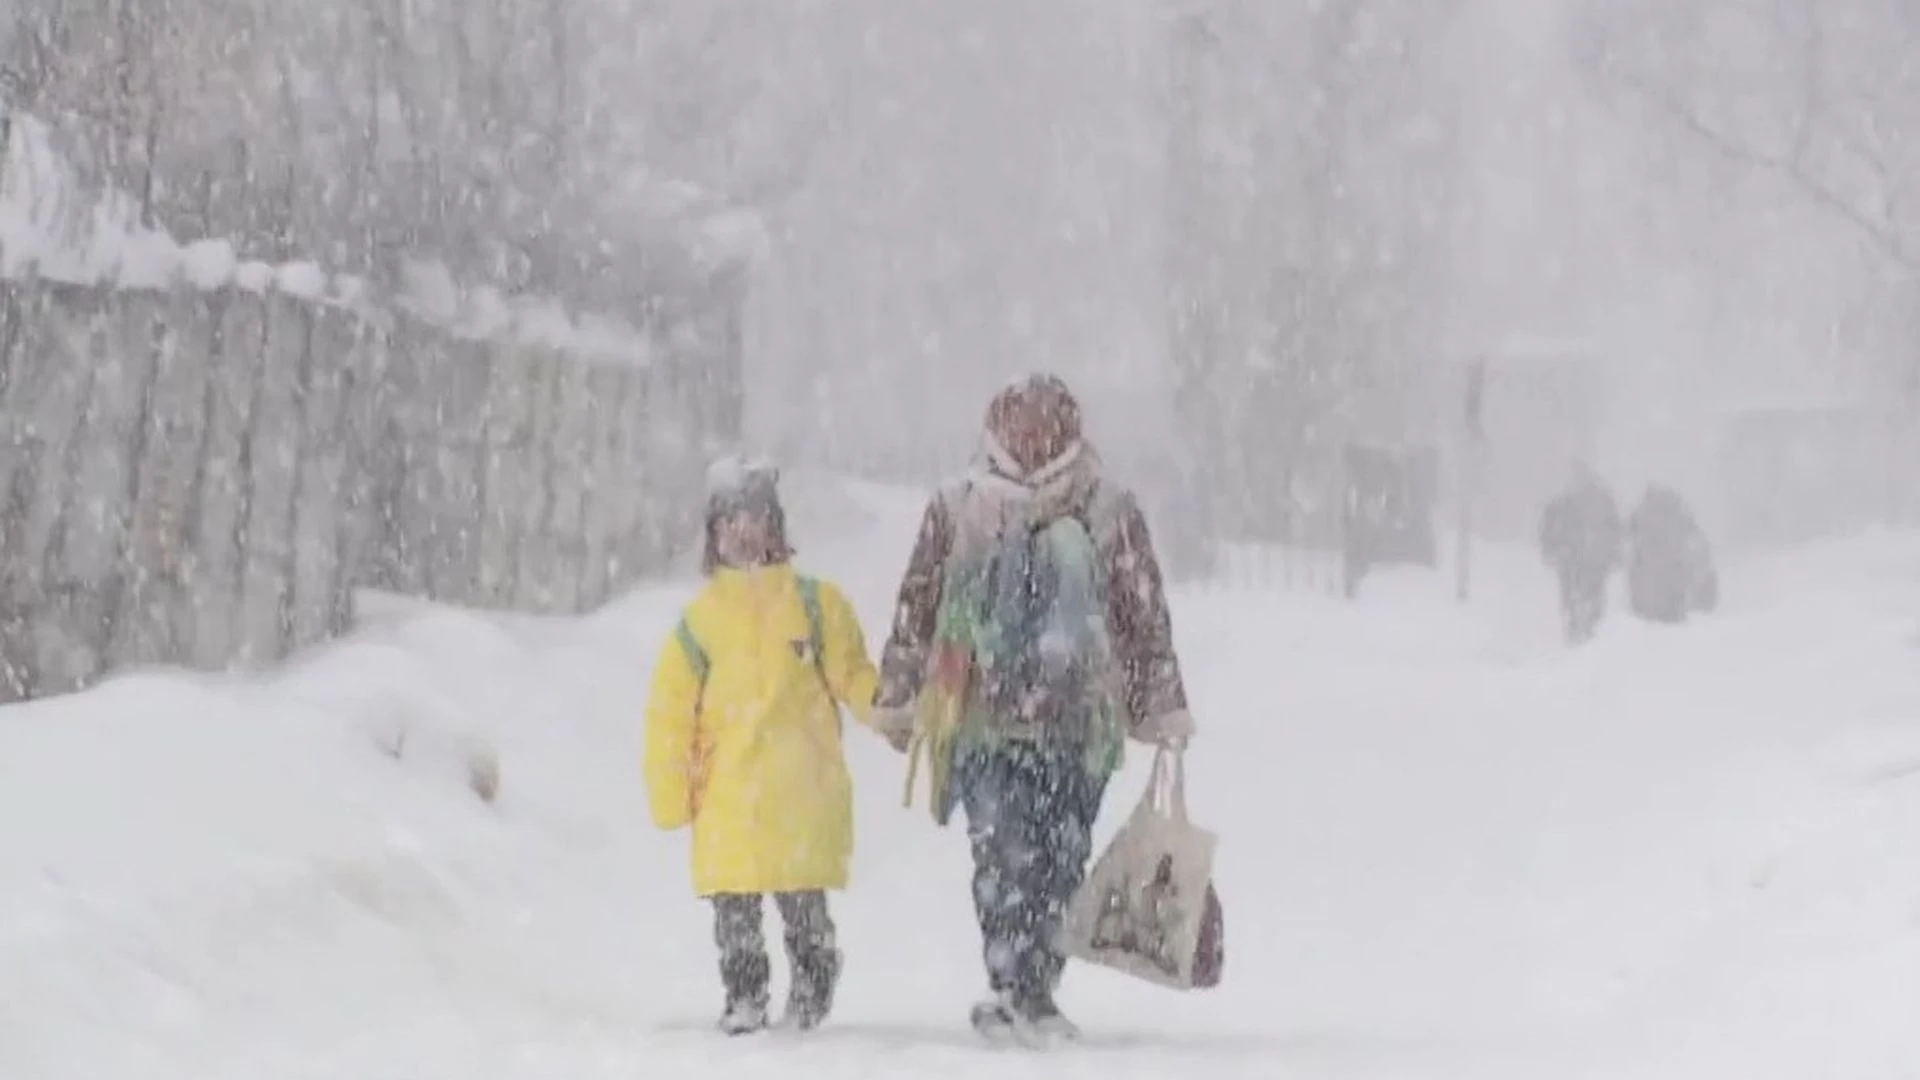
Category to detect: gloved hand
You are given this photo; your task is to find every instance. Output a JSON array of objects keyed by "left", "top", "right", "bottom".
[
  {"left": 1132, "top": 708, "right": 1197, "bottom": 749},
  {"left": 870, "top": 706, "right": 915, "bottom": 753}
]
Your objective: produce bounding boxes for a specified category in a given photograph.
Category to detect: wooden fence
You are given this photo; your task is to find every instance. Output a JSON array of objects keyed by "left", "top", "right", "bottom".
[{"left": 0, "top": 273, "right": 737, "bottom": 701}]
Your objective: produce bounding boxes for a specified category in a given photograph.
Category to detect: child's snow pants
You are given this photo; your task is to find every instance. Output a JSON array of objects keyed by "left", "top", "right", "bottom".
[{"left": 712, "top": 891, "right": 839, "bottom": 1011}]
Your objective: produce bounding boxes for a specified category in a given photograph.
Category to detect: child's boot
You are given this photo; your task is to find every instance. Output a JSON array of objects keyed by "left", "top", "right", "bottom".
[
  {"left": 782, "top": 944, "right": 841, "bottom": 1031},
  {"left": 775, "top": 891, "right": 841, "bottom": 1031},
  {"left": 718, "top": 997, "right": 769, "bottom": 1036},
  {"left": 714, "top": 896, "right": 772, "bottom": 1036},
  {"left": 717, "top": 951, "right": 770, "bottom": 1036}
]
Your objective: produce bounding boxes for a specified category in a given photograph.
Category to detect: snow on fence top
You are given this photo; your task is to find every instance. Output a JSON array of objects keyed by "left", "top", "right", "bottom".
[{"left": 0, "top": 109, "right": 656, "bottom": 367}]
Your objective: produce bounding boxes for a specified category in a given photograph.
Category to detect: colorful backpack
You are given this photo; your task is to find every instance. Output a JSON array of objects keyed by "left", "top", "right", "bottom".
[
  {"left": 905, "top": 488, "right": 1126, "bottom": 824},
  {"left": 973, "top": 508, "right": 1118, "bottom": 743}
]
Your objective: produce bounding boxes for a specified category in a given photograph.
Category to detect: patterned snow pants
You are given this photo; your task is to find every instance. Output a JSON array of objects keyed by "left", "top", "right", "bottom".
[
  {"left": 956, "top": 740, "right": 1110, "bottom": 1000},
  {"left": 711, "top": 891, "right": 839, "bottom": 1009}
]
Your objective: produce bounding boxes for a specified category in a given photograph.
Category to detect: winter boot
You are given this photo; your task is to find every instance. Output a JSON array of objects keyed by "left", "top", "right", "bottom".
[
  {"left": 970, "top": 989, "right": 1081, "bottom": 1046},
  {"left": 1013, "top": 989, "right": 1080, "bottom": 1042},
  {"left": 717, "top": 998, "right": 769, "bottom": 1037},
  {"left": 779, "top": 947, "right": 842, "bottom": 1031},
  {"left": 716, "top": 945, "right": 771, "bottom": 1036},
  {"left": 969, "top": 991, "right": 1020, "bottom": 1042},
  {"left": 716, "top": 953, "right": 771, "bottom": 1036},
  {"left": 713, "top": 895, "right": 773, "bottom": 1036}
]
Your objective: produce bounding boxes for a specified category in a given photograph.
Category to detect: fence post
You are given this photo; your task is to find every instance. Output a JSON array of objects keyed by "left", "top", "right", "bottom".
[{"left": 1456, "top": 358, "right": 1485, "bottom": 603}]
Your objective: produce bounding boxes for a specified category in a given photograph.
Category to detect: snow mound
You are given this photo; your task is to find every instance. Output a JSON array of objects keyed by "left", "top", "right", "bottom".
[{"left": 0, "top": 575, "right": 688, "bottom": 1079}]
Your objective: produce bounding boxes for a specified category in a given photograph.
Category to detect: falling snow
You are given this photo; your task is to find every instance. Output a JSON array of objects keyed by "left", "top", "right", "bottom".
[{"left": 0, "top": 0, "right": 1918, "bottom": 1076}]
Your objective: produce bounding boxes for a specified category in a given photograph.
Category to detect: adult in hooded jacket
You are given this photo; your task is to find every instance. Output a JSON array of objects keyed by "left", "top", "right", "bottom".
[{"left": 873, "top": 374, "right": 1197, "bottom": 1039}]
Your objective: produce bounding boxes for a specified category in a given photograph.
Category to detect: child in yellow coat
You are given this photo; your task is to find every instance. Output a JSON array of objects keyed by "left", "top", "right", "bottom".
[{"left": 643, "top": 458, "right": 907, "bottom": 1035}]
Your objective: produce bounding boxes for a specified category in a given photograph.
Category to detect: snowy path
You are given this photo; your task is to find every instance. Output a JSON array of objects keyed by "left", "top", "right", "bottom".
[{"left": 3, "top": 480, "right": 1920, "bottom": 1078}]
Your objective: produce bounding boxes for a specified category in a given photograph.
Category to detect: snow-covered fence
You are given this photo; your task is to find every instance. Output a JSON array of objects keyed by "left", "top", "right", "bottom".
[{"left": 0, "top": 274, "right": 730, "bottom": 702}]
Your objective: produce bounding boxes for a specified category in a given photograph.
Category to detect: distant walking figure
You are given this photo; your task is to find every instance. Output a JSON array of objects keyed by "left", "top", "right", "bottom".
[{"left": 1539, "top": 464, "right": 1623, "bottom": 644}]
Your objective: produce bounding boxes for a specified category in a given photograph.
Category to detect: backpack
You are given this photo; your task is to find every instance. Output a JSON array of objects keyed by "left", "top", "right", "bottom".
[
  {"left": 675, "top": 575, "right": 833, "bottom": 718},
  {"left": 973, "top": 508, "right": 1115, "bottom": 734}
]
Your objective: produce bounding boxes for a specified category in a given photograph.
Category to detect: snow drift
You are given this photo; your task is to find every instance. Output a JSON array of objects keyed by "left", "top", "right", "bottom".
[{"left": 0, "top": 476, "right": 1917, "bottom": 1079}]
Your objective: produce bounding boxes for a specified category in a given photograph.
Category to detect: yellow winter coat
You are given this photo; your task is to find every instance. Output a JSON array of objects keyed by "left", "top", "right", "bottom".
[{"left": 642, "top": 564, "right": 880, "bottom": 897}]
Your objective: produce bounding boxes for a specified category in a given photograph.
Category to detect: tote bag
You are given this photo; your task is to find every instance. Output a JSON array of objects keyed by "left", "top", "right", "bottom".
[{"left": 1060, "top": 749, "right": 1224, "bottom": 989}]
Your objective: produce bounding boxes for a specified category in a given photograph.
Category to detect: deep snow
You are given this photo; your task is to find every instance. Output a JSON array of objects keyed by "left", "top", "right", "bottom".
[{"left": 3, "top": 476, "right": 1919, "bottom": 1079}]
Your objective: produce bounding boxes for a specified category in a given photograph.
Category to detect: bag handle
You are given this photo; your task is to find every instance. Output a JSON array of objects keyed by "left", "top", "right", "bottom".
[{"left": 1147, "top": 747, "right": 1190, "bottom": 825}]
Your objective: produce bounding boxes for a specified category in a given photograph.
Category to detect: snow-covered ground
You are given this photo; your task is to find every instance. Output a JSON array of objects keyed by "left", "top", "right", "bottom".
[{"left": 3, "top": 476, "right": 1919, "bottom": 1079}]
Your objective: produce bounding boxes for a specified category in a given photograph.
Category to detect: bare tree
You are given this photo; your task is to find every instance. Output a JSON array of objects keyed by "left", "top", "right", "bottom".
[
  {"left": 1579, "top": 0, "right": 1920, "bottom": 520},
  {"left": 1582, "top": 0, "right": 1920, "bottom": 272}
]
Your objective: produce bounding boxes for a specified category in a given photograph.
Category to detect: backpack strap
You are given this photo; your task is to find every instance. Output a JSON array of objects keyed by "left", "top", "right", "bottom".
[
  {"left": 795, "top": 574, "right": 830, "bottom": 687},
  {"left": 796, "top": 575, "right": 845, "bottom": 731},
  {"left": 675, "top": 618, "right": 709, "bottom": 703},
  {"left": 1069, "top": 481, "right": 1129, "bottom": 592},
  {"left": 1075, "top": 480, "right": 1126, "bottom": 548},
  {"left": 671, "top": 577, "right": 839, "bottom": 728}
]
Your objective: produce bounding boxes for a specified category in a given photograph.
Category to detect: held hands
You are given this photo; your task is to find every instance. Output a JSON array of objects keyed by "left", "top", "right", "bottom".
[{"left": 870, "top": 706, "right": 915, "bottom": 753}]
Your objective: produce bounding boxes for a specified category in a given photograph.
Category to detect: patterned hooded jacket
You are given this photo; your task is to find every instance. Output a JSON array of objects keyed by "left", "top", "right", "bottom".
[{"left": 875, "top": 376, "right": 1190, "bottom": 743}]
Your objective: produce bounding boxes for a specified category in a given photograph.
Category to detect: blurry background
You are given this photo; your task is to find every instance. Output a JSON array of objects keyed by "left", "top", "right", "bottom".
[{"left": 1, "top": 0, "right": 1916, "bottom": 696}]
